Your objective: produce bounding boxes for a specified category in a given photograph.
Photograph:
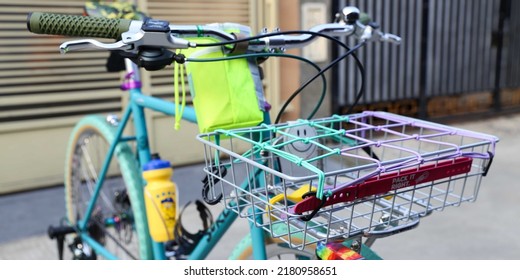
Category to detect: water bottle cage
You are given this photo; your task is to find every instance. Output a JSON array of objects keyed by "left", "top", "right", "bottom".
[{"left": 168, "top": 200, "right": 213, "bottom": 259}]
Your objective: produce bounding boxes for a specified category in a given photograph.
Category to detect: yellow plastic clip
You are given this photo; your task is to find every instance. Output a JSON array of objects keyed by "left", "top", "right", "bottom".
[{"left": 267, "top": 184, "right": 317, "bottom": 218}]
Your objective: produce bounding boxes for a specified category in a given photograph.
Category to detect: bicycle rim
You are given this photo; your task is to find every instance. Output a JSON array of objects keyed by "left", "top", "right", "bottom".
[
  {"left": 229, "top": 224, "right": 316, "bottom": 260},
  {"left": 64, "top": 115, "right": 152, "bottom": 259},
  {"left": 232, "top": 239, "right": 316, "bottom": 260}
]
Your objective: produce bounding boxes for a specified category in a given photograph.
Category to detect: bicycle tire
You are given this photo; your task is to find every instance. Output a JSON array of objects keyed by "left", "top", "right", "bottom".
[
  {"left": 229, "top": 225, "right": 382, "bottom": 260},
  {"left": 229, "top": 224, "right": 316, "bottom": 260},
  {"left": 64, "top": 115, "right": 153, "bottom": 259}
]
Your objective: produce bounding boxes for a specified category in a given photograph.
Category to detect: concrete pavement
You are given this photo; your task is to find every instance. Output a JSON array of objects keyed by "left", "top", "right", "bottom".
[{"left": 1, "top": 112, "right": 519, "bottom": 260}]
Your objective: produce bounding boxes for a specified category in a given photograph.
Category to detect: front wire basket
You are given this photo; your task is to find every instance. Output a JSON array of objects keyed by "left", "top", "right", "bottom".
[{"left": 196, "top": 111, "right": 499, "bottom": 250}]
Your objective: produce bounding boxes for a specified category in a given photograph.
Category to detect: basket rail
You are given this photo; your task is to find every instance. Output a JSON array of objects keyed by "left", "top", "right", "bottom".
[{"left": 293, "top": 156, "right": 473, "bottom": 215}]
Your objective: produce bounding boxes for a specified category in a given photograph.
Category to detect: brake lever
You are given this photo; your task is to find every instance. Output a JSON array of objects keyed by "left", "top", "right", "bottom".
[
  {"left": 59, "top": 39, "right": 132, "bottom": 54},
  {"left": 59, "top": 19, "right": 195, "bottom": 55},
  {"left": 358, "top": 25, "right": 401, "bottom": 45},
  {"left": 378, "top": 32, "right": 401, "bottom": 45},
  {"left": 121, "top": 29, "right": 195, "bottom": 53}
]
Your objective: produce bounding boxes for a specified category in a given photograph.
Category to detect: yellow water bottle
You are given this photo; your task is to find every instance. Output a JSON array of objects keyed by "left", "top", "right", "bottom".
[{"left": 143, "top": 155, "right": 177, "bottom": 242}]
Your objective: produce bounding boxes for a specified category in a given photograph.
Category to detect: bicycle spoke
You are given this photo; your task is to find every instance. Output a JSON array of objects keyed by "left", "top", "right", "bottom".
[
  {"left": 80, "top": 137, "right": 117, "bottom": 213},
  {"left": 91, "top": 217, "right": 138, "bottom": 260}
]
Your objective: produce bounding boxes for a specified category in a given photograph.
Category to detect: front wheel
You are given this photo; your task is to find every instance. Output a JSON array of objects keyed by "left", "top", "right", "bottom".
[
  {"left": 64, "top": 115, "right": 152, "bottom": 259},
  {"left": 235, "top": 241, "right": 317, "bottom": 260},
  {"left": 229, "top": 224, "right": 383, "bottom": 260},
  {"left": 229, "top": 224, "right": 316, "bottom": 260}
]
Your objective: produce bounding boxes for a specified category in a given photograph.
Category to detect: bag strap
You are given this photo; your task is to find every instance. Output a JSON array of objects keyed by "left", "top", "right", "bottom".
[{"left": 173, "top": 59, "right": 187, "bottom": 130}]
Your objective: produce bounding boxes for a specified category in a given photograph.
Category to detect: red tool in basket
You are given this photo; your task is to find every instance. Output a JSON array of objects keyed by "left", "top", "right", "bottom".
[{"left": 293, "top": 157, "right": 473, "bottom": 216}]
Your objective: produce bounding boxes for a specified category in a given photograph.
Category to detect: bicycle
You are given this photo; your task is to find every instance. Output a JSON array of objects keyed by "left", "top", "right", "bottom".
[{"left": 27, "top": 4, "right": 499, "bottom": 260}]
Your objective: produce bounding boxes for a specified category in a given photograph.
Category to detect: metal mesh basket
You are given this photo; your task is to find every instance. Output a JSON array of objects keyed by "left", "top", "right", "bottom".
[{"left": 196, "top": 111, "right": 498, "bottom": 249}]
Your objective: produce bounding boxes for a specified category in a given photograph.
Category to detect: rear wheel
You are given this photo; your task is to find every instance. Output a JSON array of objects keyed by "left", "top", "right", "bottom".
[{"left": 64, "top": 115, "right": 152, "bottom": 259}]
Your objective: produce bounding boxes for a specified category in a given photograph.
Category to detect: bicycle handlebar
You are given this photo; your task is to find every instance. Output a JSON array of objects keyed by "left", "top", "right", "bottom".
[
  {"left": 26, "top": 6, "right": 401, "bottom": 70},
  {"left": 27, "top": 12, "right": 131, "bottom": 40},
  {"left": 27, "top": 7, "right": 400, "bottom": 50}
]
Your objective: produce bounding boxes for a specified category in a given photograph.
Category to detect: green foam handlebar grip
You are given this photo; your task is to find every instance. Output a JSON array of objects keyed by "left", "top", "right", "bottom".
[{"left": 27, "top": 12, "right": 132, "bottom": 39}]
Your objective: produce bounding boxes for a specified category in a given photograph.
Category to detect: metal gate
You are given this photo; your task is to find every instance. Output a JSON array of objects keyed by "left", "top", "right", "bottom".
[{"left": 332, "top": 0, "right": 520, "bottom": 120}]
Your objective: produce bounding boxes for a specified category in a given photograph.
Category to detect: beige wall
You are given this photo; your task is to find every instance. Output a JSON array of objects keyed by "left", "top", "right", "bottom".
[{"left": 278, "top": 0, "right": 302, "bottom": 122}]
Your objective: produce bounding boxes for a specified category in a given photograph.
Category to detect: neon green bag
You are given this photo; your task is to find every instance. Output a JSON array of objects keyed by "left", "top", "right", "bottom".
[{"left": 176, "top": 28, "right": 266, "bottom": 134}]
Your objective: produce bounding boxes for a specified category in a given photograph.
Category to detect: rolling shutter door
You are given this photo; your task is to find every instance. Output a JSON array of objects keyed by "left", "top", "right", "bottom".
[
  {"left": 0, "top": 0, "right": 121, "bottom": 194},
  {"left": 0, "top": 0, "right": 262, "bottom": 193}
]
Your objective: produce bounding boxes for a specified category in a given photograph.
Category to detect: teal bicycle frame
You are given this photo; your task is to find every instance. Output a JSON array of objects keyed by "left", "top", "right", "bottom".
[{"left": 76, "top": 58, "right": 269, "bottom": 260}]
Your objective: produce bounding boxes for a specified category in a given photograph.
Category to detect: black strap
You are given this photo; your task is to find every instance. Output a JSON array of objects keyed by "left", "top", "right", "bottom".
[
  {"left": 201, "top": 165, "right": 227, "bottom": 205},
  {"left": 229, "top": 33, "right": 249, "bottom": 55}
]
